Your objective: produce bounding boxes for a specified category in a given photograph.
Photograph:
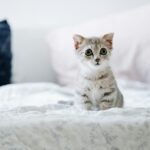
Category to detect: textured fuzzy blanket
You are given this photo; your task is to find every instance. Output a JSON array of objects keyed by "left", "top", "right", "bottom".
[{"left": 0, "top": 80, "right": 150, "bottom": 150}]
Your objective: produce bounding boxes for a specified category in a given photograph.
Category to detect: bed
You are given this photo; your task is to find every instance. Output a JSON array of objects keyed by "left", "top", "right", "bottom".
[
  {"left": 0, "top": 79, "right": 150, "bottom": 150},
  {"left": 1, "top": 4, "right": 150, "bottom": 150}
]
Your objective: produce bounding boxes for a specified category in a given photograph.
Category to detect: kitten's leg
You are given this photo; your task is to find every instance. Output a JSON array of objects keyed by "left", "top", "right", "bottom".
[
  {"left": 99, "top": 89, "right": 114, "bottom": 110},
  {"left": 76, "top": 89, "right": 92, "bottom": 110},
  {"left": 99, "top": 99, "right": 113, "bottom": 110},
  {"left": 80, "top": 94, "right": 92, "bottom": 110},
  {"left": 100, "top": 94, "right": 123, "bottom": 110}
]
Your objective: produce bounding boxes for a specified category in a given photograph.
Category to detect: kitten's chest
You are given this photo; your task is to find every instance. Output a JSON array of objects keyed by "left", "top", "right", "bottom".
[
  {"left": 79, "top": 75, "right": 114, "bottom": 101},
  {"left": 90, "top": 86, "right": 103, "bottom": 102},
  {"left": 81, "top": 77, "right": 110, "bottom": 91},
  {"left": 81, "top": 79, "right": 104, "bottom": 101}
]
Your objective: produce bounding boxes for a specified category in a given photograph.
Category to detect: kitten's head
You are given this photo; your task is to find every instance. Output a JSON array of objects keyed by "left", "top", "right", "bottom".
[{"left": 73, "top": 33, "right": 114, "bottom": 70}]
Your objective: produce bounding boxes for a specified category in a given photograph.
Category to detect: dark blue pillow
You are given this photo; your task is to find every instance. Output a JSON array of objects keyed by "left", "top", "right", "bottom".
[{"left": 0, "top": 20, "right": 12, "bottom": 85}]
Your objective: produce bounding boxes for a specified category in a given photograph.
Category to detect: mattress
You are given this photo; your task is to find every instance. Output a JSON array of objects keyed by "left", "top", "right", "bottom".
[{"left": 0, "top": 80, "right": 150, "bottom": 150}]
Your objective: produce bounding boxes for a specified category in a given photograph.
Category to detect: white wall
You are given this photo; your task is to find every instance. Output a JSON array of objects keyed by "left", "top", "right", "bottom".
[{"left": 0, "top": 0, "right": 150, "bottom": 29}]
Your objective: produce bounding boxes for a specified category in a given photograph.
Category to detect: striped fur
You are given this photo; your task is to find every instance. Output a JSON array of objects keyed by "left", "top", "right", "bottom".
[{"left": 73, "top": 33, "right": 124, "bottom": 110}]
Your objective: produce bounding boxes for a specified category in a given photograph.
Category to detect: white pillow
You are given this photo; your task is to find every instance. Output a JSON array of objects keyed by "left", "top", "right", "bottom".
[{"left": 48, "top": 4, "right": 150, "bottom": 86}]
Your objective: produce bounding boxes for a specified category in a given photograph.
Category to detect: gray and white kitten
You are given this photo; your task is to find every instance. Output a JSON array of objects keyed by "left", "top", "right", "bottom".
[{"left": 73, "top": 33, "right": 123, "bottom": 110}]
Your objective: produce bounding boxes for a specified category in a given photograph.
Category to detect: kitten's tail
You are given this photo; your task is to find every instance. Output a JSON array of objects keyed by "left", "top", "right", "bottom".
[{"left": 58, "top": 100, "right": 74, "bottom": 106}]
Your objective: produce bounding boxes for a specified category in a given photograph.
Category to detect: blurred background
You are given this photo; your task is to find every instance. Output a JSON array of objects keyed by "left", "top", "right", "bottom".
[
  {"left": 0, "top": 0, "right": 150, "bottom": 86},
  {"left": 0, "top": 0, "right": 150, "bottom": 28}
]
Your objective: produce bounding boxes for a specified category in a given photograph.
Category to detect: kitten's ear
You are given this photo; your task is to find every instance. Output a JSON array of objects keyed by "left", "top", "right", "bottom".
[
  {"left": 73, "top": 34, "right": 85, "bottom": 50},
  {"left": 102, "top": 33, "right": 114, "bottom": 49}
]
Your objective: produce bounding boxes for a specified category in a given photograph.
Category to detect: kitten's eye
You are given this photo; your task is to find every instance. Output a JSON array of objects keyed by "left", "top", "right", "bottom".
[
  {"left": 85, "top": 49, "right": 93, "bottom": 56},
  {"left": 100, "top": 48, "right": 107, "bottom": 55}
]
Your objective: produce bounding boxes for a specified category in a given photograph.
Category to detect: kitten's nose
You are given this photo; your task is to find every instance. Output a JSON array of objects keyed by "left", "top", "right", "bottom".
[{"left": 95, "top": 58, "right": 100, "bottom": 62}]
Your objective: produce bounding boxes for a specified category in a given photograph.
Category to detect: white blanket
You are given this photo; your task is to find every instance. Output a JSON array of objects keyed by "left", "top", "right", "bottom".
[{"left": 0, "top": 80, "right": 150, "bottom": 150}]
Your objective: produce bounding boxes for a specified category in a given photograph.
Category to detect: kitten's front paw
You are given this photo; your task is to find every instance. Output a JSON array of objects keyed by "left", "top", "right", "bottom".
[
  {"left": 84, "top": 101, "right": 92, "bottom": 110},
  {"left": 99, "top": 100, "right": 112, "bottom": 110}
]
